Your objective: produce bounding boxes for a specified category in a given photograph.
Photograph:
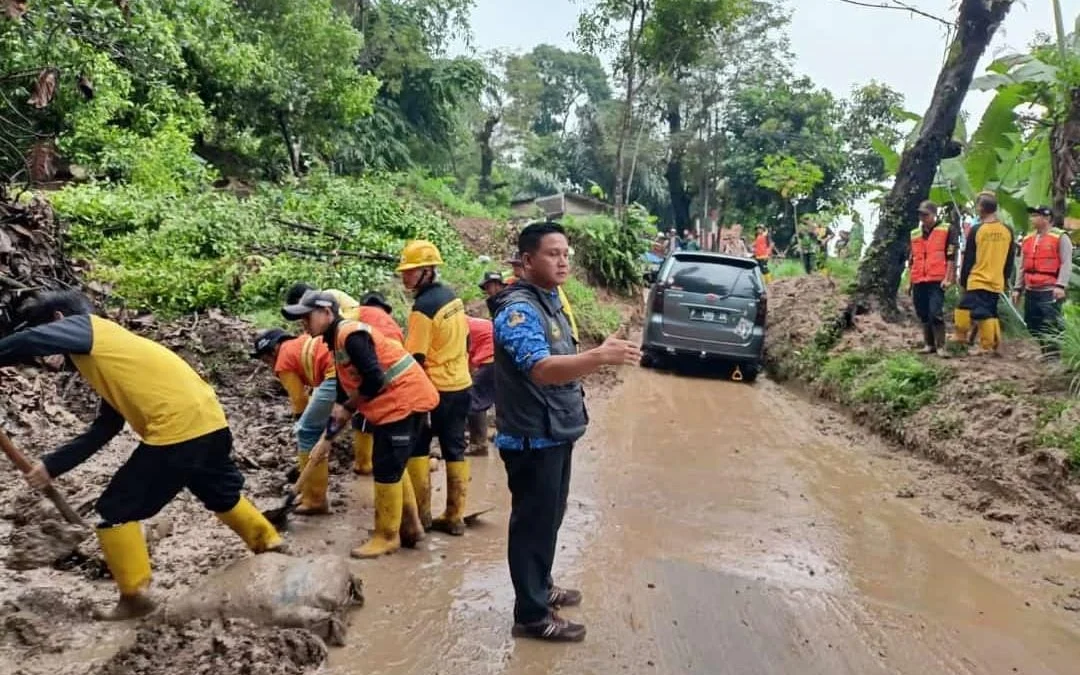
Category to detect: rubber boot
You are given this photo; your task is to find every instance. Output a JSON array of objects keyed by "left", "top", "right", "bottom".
[
  {"left": 217, "top": 496, "right": 284, "bottom": 553},
  {"left": 953, "top": 308, "right": 971, "bottom": 344},
  {"left": 406, "top": 456, "right": 432, "bottom": 531},
  {"left": 978, "top": 317, "right": 1001, "bottom": 353},
  {"left": 400, "top": 471, "right": 425, "bottom": 548},
  {"left": 466, "top": 412, "right": 489, "bottom": 456},
  {"left": 352, "top": 431, "right": 374, "bottom": 476},
  {"left": 96, "top": 522, "right": 156, "bottom": 621},
  {"left": 933, "top": 324, "right": 947, "bottom": 353},
  {"left": 431, "top": 460, "right": 468, "bottom": 536},
  {"left": 764, "top": 273, "right": 773, "bottom": 284},
  {"left": 918, "top": 324, "right": 936, "bottom": 354},
  {"left": 294, "top": 451, "right": 329, "bottom": 515},
  {"left": 351, "top": 481, "right": 402, "bottom": 559}
]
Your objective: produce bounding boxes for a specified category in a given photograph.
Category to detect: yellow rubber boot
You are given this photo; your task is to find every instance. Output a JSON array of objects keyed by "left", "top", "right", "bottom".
[
  {"left": 431, "top": 460, "right": 468, "bottom": 536},
  {"left": 352, "top": 431, "right": 374, "bottom": 476},
  {"left": 217, "top": 496, "right": 284, "bottom": 553},
  {"left": 96, "top": 522, "right": 155, "bottom": 621},
  {"left": 351, "top": 481, "right": 402, "bottom": 559},
  {"left": 295, "top": 451, "right": 329, "bottom": 515},
  {"left": 406, "top": 456, "right": 432, "bottom": 531},
  {"left": 764, "top": 273, "right": 773, "bottom": 284},
  {"left": 978, "top": 317, "right": 1001, "bottom": 352},
  {"left": 953, "top": 308, "right": 971, "bottom": 344},
  {"left": 400, "top": 471, "right": 425, "bottom": 548}
]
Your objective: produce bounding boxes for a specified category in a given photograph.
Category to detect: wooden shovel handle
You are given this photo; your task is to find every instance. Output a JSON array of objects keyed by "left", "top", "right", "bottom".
[{"left": 0, "top": 427, "right": 88, "bottom": 528}]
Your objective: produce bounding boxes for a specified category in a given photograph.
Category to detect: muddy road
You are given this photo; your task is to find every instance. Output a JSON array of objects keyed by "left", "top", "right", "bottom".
[
  {"left": 299, "top": 367, "right": 1080, "bottom": 674},
  {"left": 7, "top": 365, "right": 1080, "bottom": 674}
]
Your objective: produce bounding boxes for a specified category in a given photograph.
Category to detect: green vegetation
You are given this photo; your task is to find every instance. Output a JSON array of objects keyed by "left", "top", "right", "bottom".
[
  {"left": 818, "top": 350, "right": 944, "bottom": 417},
  {"left": 562, "top": 205, "right": 652, "bottom": 293},
  {"left": 562, "top": 277, "right": 621, "bottom": 341},
  {"left": 1034, "top": 398, "right": 1080, "bottom": 471}
]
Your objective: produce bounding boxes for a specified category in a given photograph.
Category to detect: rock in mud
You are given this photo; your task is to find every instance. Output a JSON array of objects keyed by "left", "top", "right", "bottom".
[
  {"left": 161, "top": 553, "right": 362, "bottom": 646},
  {"left": 6, "top": 494, "right": 90, "bottom": 570},
  {"left": 92, "top": 618, "right": 327, "bottom": 675}
]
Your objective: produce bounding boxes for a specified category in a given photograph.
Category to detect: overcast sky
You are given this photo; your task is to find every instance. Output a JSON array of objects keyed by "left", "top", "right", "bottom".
[{"left": 462, "top": 0, "right": 1079, "bottom": 126}]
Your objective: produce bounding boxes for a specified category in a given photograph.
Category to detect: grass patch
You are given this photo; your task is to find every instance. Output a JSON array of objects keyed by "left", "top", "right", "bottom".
[
  {"left": 771, "top": 259, "right": 805, "bottom": 279},
  {"left": 928, "top": 413, "right": 964, "bottom": 439},
  {"left": 562, "top": 277, "right": 622, "bottom": 341},
  {"left": 818, "top": 349, "right": 943, "bottom": 417},
  {"left": 988, "top": 380, "right": 1020, "bottom": 397}
]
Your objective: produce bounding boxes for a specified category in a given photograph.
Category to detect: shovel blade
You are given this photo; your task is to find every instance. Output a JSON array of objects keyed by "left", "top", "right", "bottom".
[
  {"left": 262, "top": 493, "right": 297, "bottom": 530},
  {"left": 463, "top": 507, "right": 494, "bottom": 526}
]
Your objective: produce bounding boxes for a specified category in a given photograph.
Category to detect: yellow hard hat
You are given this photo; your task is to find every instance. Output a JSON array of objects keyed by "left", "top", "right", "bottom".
[{"left": 396, "top": 240, "right": 444, "bottom": 272}]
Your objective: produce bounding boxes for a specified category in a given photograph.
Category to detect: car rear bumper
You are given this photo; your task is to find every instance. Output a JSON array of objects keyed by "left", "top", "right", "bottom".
[{"left": 642, "top": 322, "right": 765, "bottom": 362}]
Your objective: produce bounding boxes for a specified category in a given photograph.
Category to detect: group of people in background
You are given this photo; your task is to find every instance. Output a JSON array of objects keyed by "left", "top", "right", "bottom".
[{"left": 907, "top": 192, "right": 1072, "bottom": 358}]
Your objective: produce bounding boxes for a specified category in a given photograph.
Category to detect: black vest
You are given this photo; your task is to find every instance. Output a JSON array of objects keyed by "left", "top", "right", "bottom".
[{"left": 488, "top": 282, "right": 587, "bottom": 443}]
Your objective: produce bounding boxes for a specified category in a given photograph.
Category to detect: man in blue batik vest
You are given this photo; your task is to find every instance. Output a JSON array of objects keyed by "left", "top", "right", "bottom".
[{"left": 488, "top": 221, "right": 639, "bottom": 642}]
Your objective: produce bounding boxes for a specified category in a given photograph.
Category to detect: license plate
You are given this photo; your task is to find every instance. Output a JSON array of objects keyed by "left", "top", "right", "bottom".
[{"left": 691, "top": 308, "right": 726, "bottom": 323}]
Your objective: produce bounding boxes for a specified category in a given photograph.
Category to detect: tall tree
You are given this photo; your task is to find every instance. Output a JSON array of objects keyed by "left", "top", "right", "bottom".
[{"left": 854, "top": 0, "right": 1015, "bottom": 314}]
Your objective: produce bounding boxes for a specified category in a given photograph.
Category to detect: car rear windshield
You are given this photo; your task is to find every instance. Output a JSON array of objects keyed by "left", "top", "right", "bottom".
[{"left": 665, "top": 257, "right": 759, "bottom": 297}]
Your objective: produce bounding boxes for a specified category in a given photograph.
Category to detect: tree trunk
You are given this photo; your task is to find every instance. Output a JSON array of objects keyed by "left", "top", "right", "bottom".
[
  {"left": 665, "top": 97, "right": 691, "bottom": 231},
  {"left": 613, "top": 2, "right": 645, "bottom": 220},
  {"left": 477, "top": 113, "right": 500, "bottom": 196},
  {"left": 1050, "top": 86, "right": 1080, "bottom": 227},
  {"left": 276, "top": 110, "right": 301, "bottom": 177},
  {"left": 854, "top": 0, "right": 1014, "bottom": 316}
]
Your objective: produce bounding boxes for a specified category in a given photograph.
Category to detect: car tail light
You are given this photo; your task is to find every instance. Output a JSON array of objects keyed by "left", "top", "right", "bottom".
[
  {"left": 755, "top": 294, "right": 767, "bottom": 325},
  {"left": 651, "top": 283, "right": 665, "bottom": 313}
]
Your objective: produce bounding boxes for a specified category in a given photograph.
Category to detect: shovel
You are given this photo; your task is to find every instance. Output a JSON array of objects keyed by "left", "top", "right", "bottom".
[
  {"left": 0, "top": 427, "right": 87, "bottom": 528},
  {"left": 263, "top": 419, "right": 343, "bottom": 529}
]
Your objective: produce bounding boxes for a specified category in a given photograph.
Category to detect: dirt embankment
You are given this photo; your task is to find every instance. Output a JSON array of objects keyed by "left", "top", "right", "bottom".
[{"left": 765, "top": 275, "right": 1080, "bottom": 553}]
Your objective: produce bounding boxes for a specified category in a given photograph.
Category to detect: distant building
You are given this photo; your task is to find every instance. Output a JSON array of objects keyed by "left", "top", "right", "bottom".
[{"left": 510, "top": 192, "right": 611, "bottom": 220}]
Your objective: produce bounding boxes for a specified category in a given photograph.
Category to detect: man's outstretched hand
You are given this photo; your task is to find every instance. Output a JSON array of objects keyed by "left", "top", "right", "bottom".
[{"left": 596, "top": 335, "right": 641, "bottom": 367}]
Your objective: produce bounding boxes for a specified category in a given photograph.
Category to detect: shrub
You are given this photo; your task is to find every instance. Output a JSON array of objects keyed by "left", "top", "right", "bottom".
[
  {"left": 850, "top": 353, "right": 942, "bottom": 415},
  {"left": 562, "top": 204, "right": 651, "bottom": 293},
  {"left": 562, "top": 277, "right": 621, "bottom": 341}
]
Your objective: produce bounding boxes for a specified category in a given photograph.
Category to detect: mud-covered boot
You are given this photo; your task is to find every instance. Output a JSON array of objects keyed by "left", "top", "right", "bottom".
[
  {"left": 351, "top": 481, "right": 402, "bottom": 559},
  {"left": 431, "top": 460, "right": 468, "bottom": 536},
  {"left": 217, "top": 496, "right": 284, "bottom": 553},
  {"left": 352, "top": 431, "right": 374, "bottom": 476},
  {"left": 918, "top": 324, "right": 937, "bottom": 354},
  {"left": 465, "top": 412, "right": 489, "bottom": 456},
  {"left": 294, "top": 451, "right": 330, "bottom": 515},
  {"left": 96, "top": 522, "right": 157, "bottom": 621},
  {"left": 399, "top": 471, "right": 425, "bottom": 548},
  {"left": 932, "top": 324, "right": 947, "bottom": 356},
  {"left": 406, "top": 456, "right": 432, "bottom": 531}
]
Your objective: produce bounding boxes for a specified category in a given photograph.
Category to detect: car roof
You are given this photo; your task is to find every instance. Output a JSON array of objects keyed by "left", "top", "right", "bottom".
[{"left": 669, "top": 251, "right": 759, "bottom": 270}]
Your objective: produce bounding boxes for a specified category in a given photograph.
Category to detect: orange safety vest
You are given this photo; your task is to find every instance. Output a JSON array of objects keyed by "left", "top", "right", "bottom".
[
  {"left": 276, "top": 335, "right": 335, "bottom": 387},
  {"left": 909, "top": 224, "right": 950, "bottom": 283},
  {"left": 753, "top": 233, "right": 770, "bottom": 259},
  {"left": 333, "top": 320, "right": 438, "bottom": 425},
  {"left": 358, "top": 306, "right": 404, "bottom": 345},
  {"left": 1021, "top": 228, "right": 1064, "bottom": 288}
]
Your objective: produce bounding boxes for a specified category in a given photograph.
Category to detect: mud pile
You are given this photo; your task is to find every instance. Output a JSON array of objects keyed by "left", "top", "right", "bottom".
[
  {"left": 765, "top": 276, "right": 1080, "bottom": 552},
  {"left": 92, "top": 619, "right": 327, "bottom": 675}
]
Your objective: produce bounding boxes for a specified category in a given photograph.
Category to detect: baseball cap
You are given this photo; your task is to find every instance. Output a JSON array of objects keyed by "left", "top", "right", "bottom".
[
  {"left": 1027, "top": 205, "right": 1052, "bottom": 216},
  {"left": 281, "top": 290, "right": 339, "bottom": 320},
  {"left": 360, "top": 291, "right": 393, "bottom": 315},
  {"left": 478, "top": 271, "right": 504, "bottom": 290},
  {"left": 917, "top": 200, "right": 937, "bottom": 215},
  {"left": 503, "top": 251, "right": 523, "bottom": 267},
  {"left": 250, "top": 328, "right": 290, "bottom": 359}
]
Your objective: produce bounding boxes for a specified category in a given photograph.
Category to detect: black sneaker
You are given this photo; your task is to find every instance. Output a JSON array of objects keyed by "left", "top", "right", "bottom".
[
  {"left": 547, "top": 586, "right": 583, "bottom": 608},
  {"left": 511, "top": 613, "right": 586, "bottom": 642}
]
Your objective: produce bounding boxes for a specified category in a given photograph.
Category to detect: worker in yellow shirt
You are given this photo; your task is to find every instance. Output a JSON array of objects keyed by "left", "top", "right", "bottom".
[
  {"left": 2, "top": 291, "right": 282, "bottom": 621},
  {"left": 954, "top": 191, "right": 1015, "bottom": 354},
  {"left": 284, "top": 282, "right": 376, "bottom": 474},
  {"left": 397, "top": 241, "right": 473, "bottom": 535},
  {"left": 506, "top": 250, "right": 579, "bottom": 346}
]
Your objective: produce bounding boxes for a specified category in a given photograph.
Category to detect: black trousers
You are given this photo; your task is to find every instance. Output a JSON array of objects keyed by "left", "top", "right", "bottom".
[
  {"left": 372, "top": 413, "right": 424, "bottom": 483},
  {"left": 411, "top": 388, "right": 471, "bottom": 463},
  {"left": 755, "top": 258, "right": 770, "bottom": 275},
  {"left": 801, "top": 253, "right": 814, "bottom": 274},
  {"left": 501, "top": 443, "right": 573, "bottom": 624},
  {"left": 470, "top": 364, "right": 495, "bottom": 413},
  {"left": 1023, "top": 290, "right": 1064, "bottom": 350},
  {"left": 958, "top": 288, "right": 1000, "bottom": 320},
  {"left": 96, "top": 428, "right": 243, "bottom": 527},
  {"left": 912, "top": 282, "right": 945, "bottom": 327}
]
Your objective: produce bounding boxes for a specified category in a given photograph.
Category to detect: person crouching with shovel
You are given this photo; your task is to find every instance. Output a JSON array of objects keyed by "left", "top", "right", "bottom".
[
  {"left": 282, "top": 290, "right": 438, "bottom": 558},
  {"left": 0, "top": 291, "right": 284, "bottom": 620}
]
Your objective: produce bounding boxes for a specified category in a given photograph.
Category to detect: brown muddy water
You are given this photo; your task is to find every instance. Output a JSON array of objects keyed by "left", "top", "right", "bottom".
[{"left": 11, "top": 367, "right": 1080, "bottom": 674}]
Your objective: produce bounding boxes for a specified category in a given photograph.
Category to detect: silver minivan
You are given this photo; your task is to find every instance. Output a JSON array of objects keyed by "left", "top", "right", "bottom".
[{"left": 641, "top": 252, "right": 767, "bottom": 381}]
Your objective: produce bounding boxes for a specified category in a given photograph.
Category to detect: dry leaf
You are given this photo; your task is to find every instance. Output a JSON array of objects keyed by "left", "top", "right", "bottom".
[
  {"left": 27, "top": 140, "right": 57, "bottom": 183},
  {"left": 26, "top": 68, "right": 57, "bottom": 109},
  {"left": 2, "top": 0, "right": 27, "bottom": 20}
]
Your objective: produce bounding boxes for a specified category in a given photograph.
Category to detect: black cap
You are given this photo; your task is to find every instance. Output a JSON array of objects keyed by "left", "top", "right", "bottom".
[
  {"left": 360, "top": 291, "right": 392, "bottom": 315},
  {"left": 1027, "top": 205, "right": 1052, "bottom": 216},
  {"left": 503, "top": 251, "right": 522, "bottom": 266},
  {"left": 478, "top": 271, "right": 504, "bottom": 290},
  {"left": 281, "top": 290, "right": 339, "bottom": 320},
  {"left": 918, "top": 200, "right": 938, "bottom": 215},
  {"left": 250, "top": 328, "right": 290, "bottom": 359}
]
